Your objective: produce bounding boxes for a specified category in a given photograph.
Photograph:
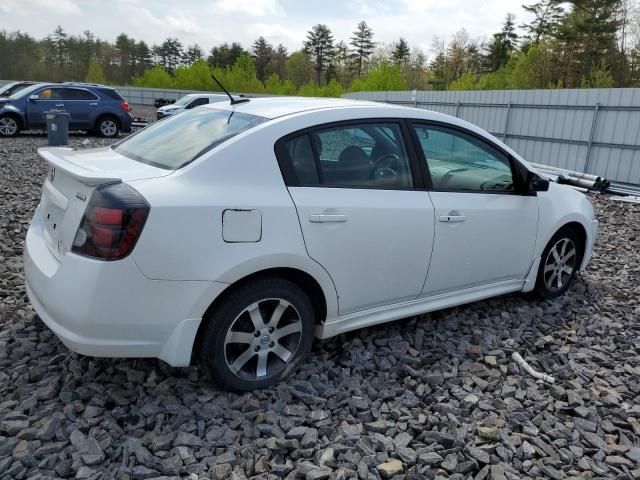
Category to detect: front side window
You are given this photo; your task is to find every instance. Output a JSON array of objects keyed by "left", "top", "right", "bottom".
[
  {"left": 413, "top": 124, "right": 513, "bottom": 192},
  {"left": 37, "top": 88, "right": 61, "bottom": 100},
  {"left": 283, "top": 123, "right": 413, "bottom": 189},
  {"left": 113, "top": 109, "right": 266, "bottom": 169}
]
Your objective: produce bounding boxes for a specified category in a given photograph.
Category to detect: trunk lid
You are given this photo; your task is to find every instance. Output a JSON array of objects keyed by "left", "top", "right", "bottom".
[{"left": 37, "top": 146, "right": 170, "bottom": 260}]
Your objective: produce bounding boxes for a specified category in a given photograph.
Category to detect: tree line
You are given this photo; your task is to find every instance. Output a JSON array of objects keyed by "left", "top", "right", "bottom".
[{"left": 1, "top": 0, "right": 639, "bottom": 96}]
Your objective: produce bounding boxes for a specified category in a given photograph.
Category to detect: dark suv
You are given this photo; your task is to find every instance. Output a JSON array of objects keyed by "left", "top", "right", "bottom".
[{"left": 0, "top": 82, "right": 132, "bottom": 138}]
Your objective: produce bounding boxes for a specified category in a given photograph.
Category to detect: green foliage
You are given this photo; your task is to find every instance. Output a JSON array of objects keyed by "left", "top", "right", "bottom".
[
  {"left": 581, "top": 61, "right": 615, "bottom": 88},
  {"left": 132, "top": 66, "right": 175, "bottom": 88},
  {"left": 2, "top": 1, "right": 638, "bottom": 97},
  {"left": 85, "top": 59, "right": 106, "bottom": 83},
  {"left": 448, "top": 72, "right": 477, "bottom": 91},
  {"left": 350, "top": 62, "right": 407, "bottom": 91},
  {"left": 173, "top": 61, "right": 215, "bottom": 90}
]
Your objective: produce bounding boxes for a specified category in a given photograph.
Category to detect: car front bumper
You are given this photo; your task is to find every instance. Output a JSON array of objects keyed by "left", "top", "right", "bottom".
[
  {"left": 23, "top": 207, "right": 226, "bottom": 366},
  {"left": 580, "top": 218, "right": 599, "bottom": 271}
]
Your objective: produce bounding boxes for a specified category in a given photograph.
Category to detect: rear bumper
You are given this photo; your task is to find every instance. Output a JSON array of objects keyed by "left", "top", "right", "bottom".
[
  {"left": 24, "top": 212, "right": 226, "bottom": 366},
  {"left": 121, "top": 114, "right": 133, "bottom": 133}
]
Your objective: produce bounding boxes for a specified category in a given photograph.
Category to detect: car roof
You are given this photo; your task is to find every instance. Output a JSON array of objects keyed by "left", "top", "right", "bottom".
[
  {"left": 202, "top": 96, "right": 397, "bottom": 119},
  {"left": 184, "top": 93, "right": 229, "bottom": 99},
  {"left": 200, "top": 96, "right": 533, "bottom": 169}
]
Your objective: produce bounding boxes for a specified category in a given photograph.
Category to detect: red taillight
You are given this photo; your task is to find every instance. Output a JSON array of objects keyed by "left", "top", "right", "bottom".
[
  {"left": 120, "top": 101, "right": 131, "bottom": 112},
  {"left": 72, "top": 183, "right": 149, "bottom": 260}
]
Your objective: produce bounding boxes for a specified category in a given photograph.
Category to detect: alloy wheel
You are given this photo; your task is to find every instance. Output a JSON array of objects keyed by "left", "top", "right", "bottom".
[
  {"left": 543, "top": 237, "right": 577, "bottom": 292},
  {"left": 224, "top": 298, "right": 303, "bottom": 381},
  {"left": 0, "top": 117, "right": 18, "bottom": 136},
  {"left": 100, "top": 120, "right": 117, "bottom": 137}
]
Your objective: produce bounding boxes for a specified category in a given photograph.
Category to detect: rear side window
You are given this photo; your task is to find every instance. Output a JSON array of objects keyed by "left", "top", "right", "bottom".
[
  {"left": 113, "top": 109, "right": 267, "bottom": 169},
  {"left": 98, "top": 88, "right": 125, "bottom": 101},
  {"left": 279, "top": 122, "right": 413, "bottom": 189},
  {"left": 61, "top": 88, "right": 97, "bottom": 100}
]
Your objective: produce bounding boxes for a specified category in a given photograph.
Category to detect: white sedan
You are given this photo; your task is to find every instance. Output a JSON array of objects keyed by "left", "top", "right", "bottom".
[{"left": 24, "top": 97, "right": 598, "bottom": 390}]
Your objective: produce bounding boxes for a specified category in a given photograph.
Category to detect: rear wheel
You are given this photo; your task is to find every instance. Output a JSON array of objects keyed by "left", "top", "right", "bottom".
[
  {"left": 0, "top": 115, "right": 20, "bottom": 137},
  {"left": 95, "top": 116, "right": 120, "bottom": 138},
  {"left": 198, "top": 277, "right": 314, "bottom": 391},
  {"left": 535, "top": 227, "right": 583, "bottom": 299}
]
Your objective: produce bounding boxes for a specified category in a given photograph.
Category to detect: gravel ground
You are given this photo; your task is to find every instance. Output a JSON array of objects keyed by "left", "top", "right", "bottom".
[{"left": 1, "top": 107, "right": 639, "bottom": 480}]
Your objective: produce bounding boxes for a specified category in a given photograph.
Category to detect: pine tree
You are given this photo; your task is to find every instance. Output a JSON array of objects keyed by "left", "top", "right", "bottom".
[
  {"left": 183, "top": 44, "right": 204, "bottom": 66},
  {"left": 521, "top": 1, "right": 565, "bottom": 43},
  {"left": 208, "top": 42, "right": 247, "bottom": 69},
  {"left": 349, "top": 21, "right": 375, "bottom": 77},
  {"left": 52, "top": 25, "right": 67, "bottom": 68},
  {"left": 304, "top": 24, "right": 335, "bottom": 84},
  {"left": 252, "top": 36, "right": 273, "bottom": 82},
  {"left": 392, "top": 38, "right": 411, "bottom": 67},
  {"left": 486, "top": 13, "right": 519, "bottom": 71}
]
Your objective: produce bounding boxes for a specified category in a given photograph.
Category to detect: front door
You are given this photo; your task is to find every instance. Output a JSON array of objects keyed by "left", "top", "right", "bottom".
[
  {"left": 410, "top": 122, "right": 538, "bottom": 296},
  {"left": 26, "top": 87, "right": 65, "bottom": 129},
  {"left": 277, "top": 121, "right": 435, "bottom": 315}
]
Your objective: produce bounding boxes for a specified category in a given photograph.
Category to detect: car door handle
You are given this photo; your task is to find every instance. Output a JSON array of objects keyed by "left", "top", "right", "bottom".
[
  {"left": 439, "top": 214, "right": 466, "bottom": 223},
  {"left": 309, "top": 214, "right": 348, "bottom": 223},
  {"left": 55, "top": 104, "right": 64, "bottom": 107},
  {"left": 89, "top": 103, "right": 98, "bottom": 106}
]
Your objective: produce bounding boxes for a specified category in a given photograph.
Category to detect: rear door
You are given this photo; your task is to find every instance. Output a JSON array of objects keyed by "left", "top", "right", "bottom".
[
  {"left": 276, "top": 120, "right": 435, "bottom": 315},
  {"left": 60, "top": 88, "right": 97, "bottom": 129},
  {"left": 410, "top": 122, "right": 538, "bottom": 296}
]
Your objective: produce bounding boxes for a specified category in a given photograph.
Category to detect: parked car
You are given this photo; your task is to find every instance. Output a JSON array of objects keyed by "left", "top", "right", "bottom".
[
  {"left": 24, "top": 97, "right": 598, "bottom": 390},
  {"left": 0, "top": 82, "right": 132, "bottom": 138},
  {"left": 0, "top": 81, "right": 40, "bottom": 98},
  {"left": 156, "top": 93, "right": 236, "bottom": 119}
]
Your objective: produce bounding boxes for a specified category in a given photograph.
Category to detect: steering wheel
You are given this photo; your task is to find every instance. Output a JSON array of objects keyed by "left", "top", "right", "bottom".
[{"left": 369, "top": 153, "right": 400, "bottom": 181}]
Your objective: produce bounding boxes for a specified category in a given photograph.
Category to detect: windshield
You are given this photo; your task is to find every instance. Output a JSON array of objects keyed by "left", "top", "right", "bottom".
[
  {"left": 9, "top": 83, "right": 42, "bottom": 99},
  {"left": 0, "top": 82, "right": 17, "bottom": 96},
  {"left": 171, "top": 95, "right": 196, "bottom": 107},
  {"left": 113, "top": 108, "right": 266, "bottom": 169}
]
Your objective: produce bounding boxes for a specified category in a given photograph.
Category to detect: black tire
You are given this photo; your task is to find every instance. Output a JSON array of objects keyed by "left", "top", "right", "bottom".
[
  {"left": 534, "top": 226, "right": 583, "bottom": 299},
  {"left": 95, "top": 116, "right": 120, "bottom": 138},
  {"left": 198, "top": 277, "right": 314, "bottom": 391},
  {"left": 0, "top": 114, "right": 20, "bottom": 137}
]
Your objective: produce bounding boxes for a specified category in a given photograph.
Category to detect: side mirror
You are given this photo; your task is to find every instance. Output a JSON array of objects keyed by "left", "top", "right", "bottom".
[
  {"left": 530, "top": 173, "right": 550, "bottom": 192},
  {"left": 29, "top": 94, "right": 39, "bottom": 101}
]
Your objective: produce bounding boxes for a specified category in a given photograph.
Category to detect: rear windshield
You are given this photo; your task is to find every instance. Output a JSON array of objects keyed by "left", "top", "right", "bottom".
[{"left": 113, "top": 108, "right": 267, "bottom": 169}]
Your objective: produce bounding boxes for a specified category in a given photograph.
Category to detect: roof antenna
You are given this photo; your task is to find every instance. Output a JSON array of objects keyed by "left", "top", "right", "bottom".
[{"left": 210, "top": 74, "right": 250, "bottom": 105}]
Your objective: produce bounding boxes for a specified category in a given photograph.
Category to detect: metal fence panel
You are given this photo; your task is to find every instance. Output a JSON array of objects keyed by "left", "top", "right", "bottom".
[{"left": 344, "top": 89, "right": 640, "bottom": 185}]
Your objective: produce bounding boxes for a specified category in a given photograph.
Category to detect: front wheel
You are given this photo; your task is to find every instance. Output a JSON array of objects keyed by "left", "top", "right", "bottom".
[
  {"left": 535, "top": 227, "right": 583, "bottom": 299},
  {"left": 96, "top": 117, "right": 120, "bottom": 138},
  {"left": 0, "top": 115, "right": 20, "bottom": 137},
  {"left": 198, "top": 278, "right": 314, "bottom": 391}
]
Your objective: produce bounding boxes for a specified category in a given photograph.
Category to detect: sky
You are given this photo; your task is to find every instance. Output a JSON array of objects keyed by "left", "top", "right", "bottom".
[{"left": 0, "top": 0, "right": 534, "bottom": 57}]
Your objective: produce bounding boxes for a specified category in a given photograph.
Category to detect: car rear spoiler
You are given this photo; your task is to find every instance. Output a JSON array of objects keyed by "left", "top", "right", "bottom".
[{"left": 38, "top": 147, "right": 122, "bottom": 187}]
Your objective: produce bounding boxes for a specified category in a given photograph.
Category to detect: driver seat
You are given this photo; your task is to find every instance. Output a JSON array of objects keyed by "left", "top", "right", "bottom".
[{"left": 337, "top": 146, "right": 370, "bottom": 184}]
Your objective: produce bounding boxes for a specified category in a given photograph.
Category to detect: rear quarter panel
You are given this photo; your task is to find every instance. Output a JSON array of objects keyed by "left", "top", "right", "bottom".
[{"left": 128, "top": 119, "right": 340, "bottom": 318}]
